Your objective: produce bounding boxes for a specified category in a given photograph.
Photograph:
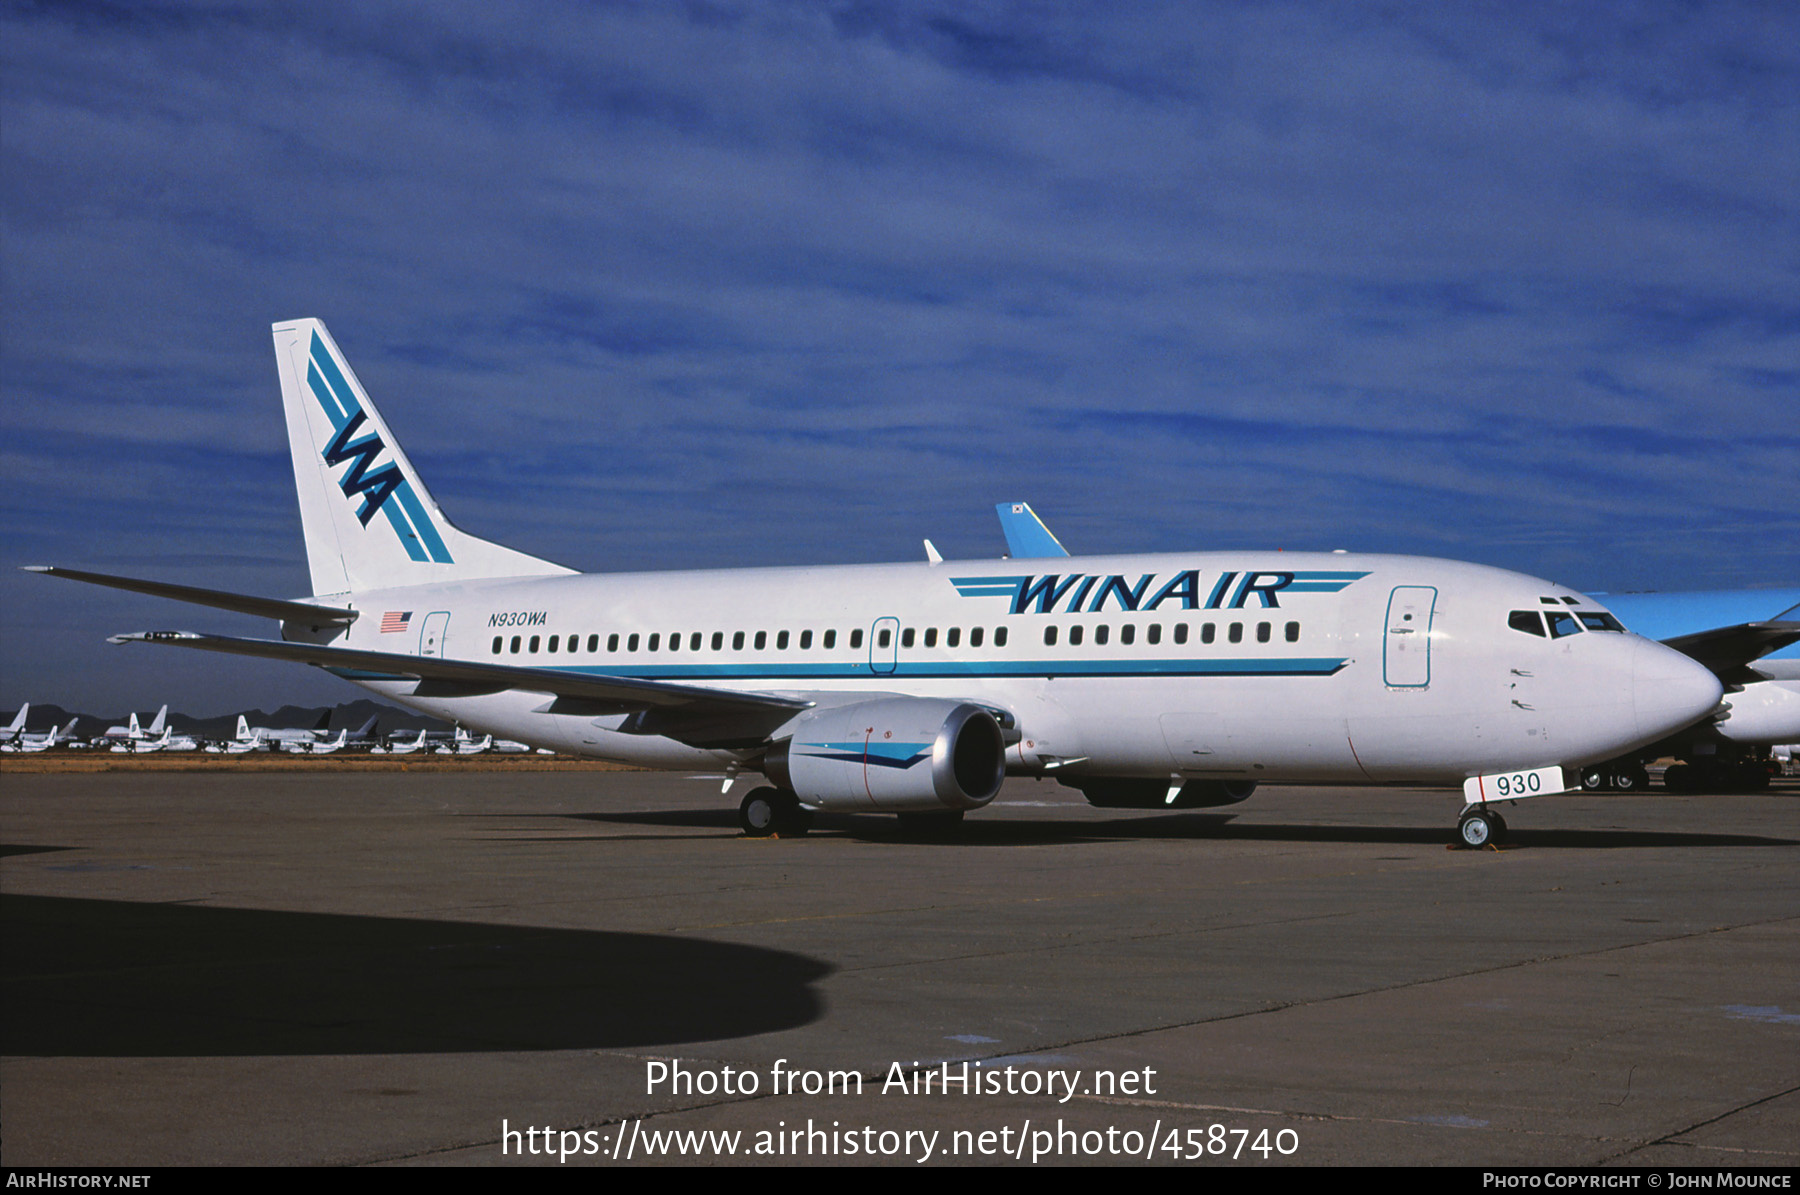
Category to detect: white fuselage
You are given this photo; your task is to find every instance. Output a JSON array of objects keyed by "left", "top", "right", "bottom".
[{"left": 290, "top": 551, "right": 1720, "bottom": 787}]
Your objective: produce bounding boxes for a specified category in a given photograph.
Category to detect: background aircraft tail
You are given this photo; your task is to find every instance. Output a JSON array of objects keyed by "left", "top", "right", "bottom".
[{"left": 272, "top": 319, "right": 576, "bottom": 596}]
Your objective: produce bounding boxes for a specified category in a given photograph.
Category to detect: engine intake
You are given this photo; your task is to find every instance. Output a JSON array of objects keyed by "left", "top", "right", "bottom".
[{"left": 764, "top": 698, "right": 1006, "bottom": 813}]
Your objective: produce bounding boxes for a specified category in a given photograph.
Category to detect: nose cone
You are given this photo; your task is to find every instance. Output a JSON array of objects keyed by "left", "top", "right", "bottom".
[{"left": 1632, "top": 637, "right": 1725, "bottom": 742}]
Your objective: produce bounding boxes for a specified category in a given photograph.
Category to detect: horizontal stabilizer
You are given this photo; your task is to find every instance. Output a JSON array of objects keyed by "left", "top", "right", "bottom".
[
  {"left": 1663, "top": 620, "right": 1800, "bottom": 683},
  {"left": 26, "top": 567, "right": 357, "bottom": 627},
  {"left": 109, "top": 631, "right": 811, "bottom": 745}
]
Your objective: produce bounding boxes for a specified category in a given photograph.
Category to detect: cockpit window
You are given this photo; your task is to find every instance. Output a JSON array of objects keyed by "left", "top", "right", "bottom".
[
  {"left": 1509, "top": 611, "right": 1547, "bottom": 637},
  {"left": 1578, "top": 611, "right": 1625, "bottom": 632},
  {"left": 1546, "top": 611, "right": 1582, "bottom": 638}
]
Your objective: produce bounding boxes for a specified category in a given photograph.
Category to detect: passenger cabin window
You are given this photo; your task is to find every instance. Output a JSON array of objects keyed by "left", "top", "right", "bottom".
[
  {"left": 511, "top": 636, "right": 521, "bottom": 653},
  {"left": 850, "top": 629, "right": 863, "bottom": 649},
  {"left": 492, "top": 636, "right": 502, "bottom": 654},
  {"left": 648, "top": 633, "right": 659, "bottom": 652},
  {"left": 1069, "top": 625, "right": 1084, "bottom": 646},
  {"left": 754, "top": 631, "right": 767, "bottom": 650},
  {"left": 877, "top": 629, "right": 891, "bottom": 648},
  {"left": 1509, "top": 611, "right": 1547, "bottom": 637},
  {"left": 712, "top": 632, "right": 723, "bottom": 650},
  {"left": 777, "top": 630, "right": 789, "bottom": 650},
  {"left": 900, "top": 628, "right": 914, "bottom": 648},
  {"left": 1095, "top": 625, "right": 1109, "bottom": 645},
  {"left": 1044, "top": 626, "right": 1058, "bottom": 646},
  {"left": 1120, "top": 624, "right": 1134, "bottom": 645},
  {"left": 800, "top": 630, "right": 813, "bottom": 649},
  {"left": 690, "top": 632, "right": 702, "bottom": 651},
  {"left": 529, "top": 635, "right": 541, "bottom": 652},
  {"left": 608, "top": 633, "right": 619, "bottom": 652},
  {"left": 993, "top": 626, "right": 1007, "bottom": 647},
  {"left": 547, "top": 635, "right": 559, "bottom": 652},
  {"left": 588, "top": 634, "right": 599, "bottom": 652},
  {"left": 1286, "top": 621, "right": 1300, "bottom": 642},
  {"left": 627, "top": 633, "right": 639, "bottom": 651},
  {"left": 824, "top": 630, "right": 837, "bottom": 649},
  {"left": 1199, "top": 623, "right": 1214, "bottom": 644},
  {"left": 733, "top": 631, "right": 745, "bottom": 650},
  {"left": 1174, "top": 624, "right": 1188, "bottom": 645},
  {"left": 970, "top": 626, "right": 984, "bottom": 647},
  {"left": 947, "top": 627, "right": 960, "bottom": 648},
  {"left": 1256, "top": 622, "right": 1271, "bottom": 643},
  {"left": 1545, "top": 612, "right": 1582, "bottom": 638}
]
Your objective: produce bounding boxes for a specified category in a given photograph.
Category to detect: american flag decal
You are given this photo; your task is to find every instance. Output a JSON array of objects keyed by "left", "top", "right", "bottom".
[{"left": 380, "top": 611, "right": 413, "bottom": 633}]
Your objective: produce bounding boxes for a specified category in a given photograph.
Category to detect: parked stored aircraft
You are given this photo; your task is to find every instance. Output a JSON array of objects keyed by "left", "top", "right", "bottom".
[
  {"left": 436, "top": 726, "right": 493, "bottom": 756},
  {"left": 103, "top": 705, "right": 167, "bottom": 744},
  {"left": 288, "top": 728, "right": 348, "bottom": 755},
  {"left": 995, "top": 505, "right": 1800, "bottom": 793},
  {"left": 245, "top": 708, "right": 333, "bottom": 749},
  {"left": 372, "top": 728, "right": 429, "bottom": 755},
  {"left": 109, "top": 727, "right": 171, "bottom": 754},
  {"left": 2, "top": 705, "right": 29, "bottom": 746},
  {"left": 204, "top": 715, "right": 264, "bottom": 754},
  {"left": 30, "top": 320, "right": 1732, "bottom": 846},
  {"left": 1, "top": 719, "right": 77, "bottom": 754}
]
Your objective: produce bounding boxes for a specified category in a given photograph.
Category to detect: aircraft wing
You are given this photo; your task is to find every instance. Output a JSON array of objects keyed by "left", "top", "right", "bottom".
[
  {"left": 1660, "top": 621, "right": 1800, "bottom": 684},
  {"left": 26, "top": 566, "right": 358, "bottom": 627},
  {"left": 109, "top": 631, "right": 812, "bottom": 748}
]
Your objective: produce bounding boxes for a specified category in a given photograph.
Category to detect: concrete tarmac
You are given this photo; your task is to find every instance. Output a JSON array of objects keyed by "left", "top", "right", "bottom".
[{"left": 2, "top": 770, "right": 1796, "bottom": 1167}]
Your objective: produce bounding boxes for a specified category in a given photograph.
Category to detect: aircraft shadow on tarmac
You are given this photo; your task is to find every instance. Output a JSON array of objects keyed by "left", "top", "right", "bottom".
[
  {"left": 1, "top": 894, "right": 832, "bottom": 1058},
  {"left": 0, "top": 844, "right": 76, "bottom": 859},
  {"left": 547, "top": 810, "right": 1799, "bottom": 850}
]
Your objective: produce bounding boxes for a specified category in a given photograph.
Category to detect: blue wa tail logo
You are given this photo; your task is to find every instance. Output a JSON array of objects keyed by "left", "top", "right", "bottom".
[
  {"left": 950, "top": 570, "right": 1368, "bottom": 614},
  {"left": 304, "top": 332, "right": 454, "bottom": 565}
]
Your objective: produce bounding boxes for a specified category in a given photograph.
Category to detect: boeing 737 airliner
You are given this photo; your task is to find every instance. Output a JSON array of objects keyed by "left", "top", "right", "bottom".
[{"left": 31, "top": 319, "right": 1729, "bottom": 847}]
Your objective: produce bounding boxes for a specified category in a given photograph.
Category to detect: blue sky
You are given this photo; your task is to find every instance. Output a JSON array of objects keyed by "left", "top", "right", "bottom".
[{"left": 3, "top": 1, "right": 1797, "bottom": 713}]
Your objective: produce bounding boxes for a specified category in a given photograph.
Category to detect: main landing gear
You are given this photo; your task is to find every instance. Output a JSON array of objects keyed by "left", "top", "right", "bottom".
[
  {"left": 738, "top": 786, "right": 813, "bottom": 837},
  {"left": 1579, "top": 763, "right": 1650, "bottom": 791},
  {"left": 1457, "top": 806, "right": 1509, "bottom": 849}
]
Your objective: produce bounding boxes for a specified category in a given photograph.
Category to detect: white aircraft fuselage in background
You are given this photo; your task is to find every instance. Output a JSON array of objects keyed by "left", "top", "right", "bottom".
[{"left": 34, "top": 319, "right": 1728, "bottom": 843}]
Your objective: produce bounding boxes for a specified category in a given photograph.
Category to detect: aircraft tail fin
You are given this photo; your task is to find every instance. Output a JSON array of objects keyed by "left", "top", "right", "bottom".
[
  {"left": 147, "top": 705, "right": 167, "bottom": 736},
  {"left": 236, "top": 715, "right": 250, "bottom": 740},
  {"left": 995, "top": 502, "right": 1071, "bottom": 559},
  {"left": 272, "top": 319, "right": 578, "bottom": 596},
  {"left": 5, "top": 704, "right": 26, "bottom": 736}
]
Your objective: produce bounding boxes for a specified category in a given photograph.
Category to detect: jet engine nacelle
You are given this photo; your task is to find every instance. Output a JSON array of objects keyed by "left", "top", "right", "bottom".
[
  {"left": 1064, "top": 776, "right": 1257, "bottom": 809},
  {"left": 764, "top": 698, "right": 1006, "bottom": 813}
]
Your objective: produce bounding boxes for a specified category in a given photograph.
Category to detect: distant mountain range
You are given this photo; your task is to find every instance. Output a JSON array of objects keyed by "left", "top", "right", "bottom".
[{"left": 1, "top": 699, "right": 452, "bottom": 740}]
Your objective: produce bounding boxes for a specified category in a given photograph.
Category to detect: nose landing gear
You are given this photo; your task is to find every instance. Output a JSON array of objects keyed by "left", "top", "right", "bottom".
[{"left": 1457, "top": 806, "right": 1509, "bottom": 849}]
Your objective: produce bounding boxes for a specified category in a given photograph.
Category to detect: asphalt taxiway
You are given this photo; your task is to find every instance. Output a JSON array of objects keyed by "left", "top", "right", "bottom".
[{"left": 3, "top": 769, "right": 1796, "bottom": 1167}]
